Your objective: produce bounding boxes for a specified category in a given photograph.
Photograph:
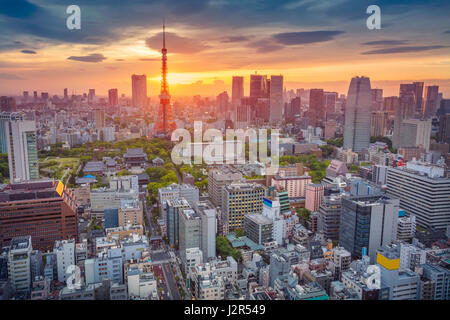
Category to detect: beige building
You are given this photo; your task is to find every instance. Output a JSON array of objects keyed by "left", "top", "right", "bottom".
[{"left": 118, "top": 200, "right": 143, "bottom": 226}]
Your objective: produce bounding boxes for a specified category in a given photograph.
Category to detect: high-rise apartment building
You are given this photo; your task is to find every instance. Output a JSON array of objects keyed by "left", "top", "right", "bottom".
[
  {"left": 269, "top": 75, "right": 283, "bottom": 124},
  {"left": 131, "top": 74, "right": 147, "bottom": 108},
  {"left": 371, "top": 88, "right": 383, "bottom": 111},
  {"left": 5, "top": 118, "right": 39, "bottom": 182},
  {"left": 386, "top": 161, "right": 450, "bottom": 231},
  {"left": 343, "top": 76, "right": 372, "bottom": 153},
  {"left": 399, "top": 82, "right": 423, "bottom": 118},
  {"left": 305, "top": 183, "right": 325, "bottom": 212},
  {"left": 0, "top": 180, "right": 78, "bottom": 251},
  {"left": 339, "top": 194, "right": 399, "bottom": 262}
]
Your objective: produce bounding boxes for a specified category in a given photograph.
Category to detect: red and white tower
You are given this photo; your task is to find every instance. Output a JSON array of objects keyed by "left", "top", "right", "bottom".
[{"left": 153, "top": 21, "right": 176, "bottom": 137}]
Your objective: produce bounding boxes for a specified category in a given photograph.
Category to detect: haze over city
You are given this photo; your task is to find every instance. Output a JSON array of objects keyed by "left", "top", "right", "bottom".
[{"left": 1, "top": 0, "right": 450, "bottom": 97}]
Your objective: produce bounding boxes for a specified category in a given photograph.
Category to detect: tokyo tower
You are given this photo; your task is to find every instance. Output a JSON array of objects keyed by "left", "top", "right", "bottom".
[{"left": 152, "top": 21, "right": 177, "bottom": 137}]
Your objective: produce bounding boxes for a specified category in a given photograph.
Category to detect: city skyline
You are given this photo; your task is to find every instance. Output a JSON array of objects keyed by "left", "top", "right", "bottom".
[{"left": 1, "top": 1, "right": 450, "bottom": 97}]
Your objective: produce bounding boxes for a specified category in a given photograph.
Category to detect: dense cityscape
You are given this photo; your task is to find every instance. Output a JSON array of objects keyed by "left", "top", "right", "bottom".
[{"left": 0, "top": 0, "right": 449, "bottom": 307}]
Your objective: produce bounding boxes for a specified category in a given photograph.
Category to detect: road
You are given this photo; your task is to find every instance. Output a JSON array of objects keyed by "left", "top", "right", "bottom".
[{"left": 162, "top": 262, "right": 181, "bottom": 300}]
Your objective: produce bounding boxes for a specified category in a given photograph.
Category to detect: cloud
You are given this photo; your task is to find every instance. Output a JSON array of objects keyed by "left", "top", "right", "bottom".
[
  {"left": 67, "top": 53, "right": 107, "bottom": 62},
  {"left": 146, "top": 32, "right": 210, "bottom": 54},
  {"left": 444, "top": 30, "right": 450, "bottom": 34},
  {"left": 273, "top": 30, "right": 344, "bottom": 45},
  {"left": 139, "top": 58, "right": 160, "bottom": 61},
  {"left": 361, "top": 45, "right": 449, "bottom": 55},
  {"left": 116, "top": 59, "right": 125, "bottom": 61},
  {"left": 0, "top": 73, "right": 25, "bottom": 80},
  {"left": 221, "top": 36, "right": 250, "bottom": 43},
  {"left": 21, "top": 49, "right": 37, "bottom": 54},
  {"left": 362, "top": 40, "right": 409, "bottom": 46},
  {"left": 251, "top": 40, "right": 284, "bottom": 53}
]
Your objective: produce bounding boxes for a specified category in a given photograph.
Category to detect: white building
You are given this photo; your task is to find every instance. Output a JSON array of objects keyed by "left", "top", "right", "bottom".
[
  {"left": 5, "top": 119, "right": 39, "bottom": 181},
  {"left": 8, "top": 236, "right": 33, "bottom": 293},
  {"left": 185, "top": 247, "right": 203, "bottom": 274},
  {"left": 54, "top": 239, "right": 76, "bottom": 283}
]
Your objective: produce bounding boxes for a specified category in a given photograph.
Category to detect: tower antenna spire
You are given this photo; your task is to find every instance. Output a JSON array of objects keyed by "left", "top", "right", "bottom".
[{"left": 163, "top": 18, "right": 166, "bottom": 50}]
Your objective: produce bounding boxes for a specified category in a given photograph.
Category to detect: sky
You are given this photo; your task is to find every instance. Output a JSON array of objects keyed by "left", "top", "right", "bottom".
[{"left": 0, "top": 0, "right": 449, "bottom": 98}]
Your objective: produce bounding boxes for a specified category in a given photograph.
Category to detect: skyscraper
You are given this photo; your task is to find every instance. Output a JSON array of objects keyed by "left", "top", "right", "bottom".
[
  {"left": 63, "top": 88, "right": 68, "bottom": 100},
  {"left": 343, "top": 76, "right": 372, "bottom": 153},
  {"left": 5, "top": 118, "right": 39, "bottom": 182},
  {"left": 339, "top": 194, "right": 399, "bottom": 262},
  {"left": 423, "top": 85, "right": 440, "bottom": 118},
  {"left": 108, "top": 88, "right": 118, "bottom": 107},
  {"left": 269, "top": 75, "right": 283, "bottom": 124},
  {"left": 399, "top": 82, "right": 423, "bottom": 118},
  {"left": 250, "top": 74, "right": 267, "bottom": 98},
  {"left": 131, "top": 74, "right": 147, "bottom": 108},
  {"left": 231, "top": 76, "right": 244, "bottom": 106},
  {"left": 308, "top": 89, "right": 324, "bottom": 127},
  {"left": 153, "top": 22, "right": 176, "bottom": 136},
  {"left": 370, "top": 111, "right": 388, "bottom": 137},
  {"left": 438, "top": 114, "right": 450, "bottom": 143}
]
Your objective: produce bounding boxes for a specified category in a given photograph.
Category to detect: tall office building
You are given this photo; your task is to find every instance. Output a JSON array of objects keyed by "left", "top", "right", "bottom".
[
  {"left": 88, "top": 89, "right": 95, "bottom": 103},
  {"left": 423, "top": 85, "right": 440, "bottom": 118},
  {"left": 5, "top": 118, "right": 39, "bottom": 182},
  {"left": 0, "top": 112, "right": 23, "bottom": 153},
  {"left": 324, "top": 92, "right": 338, "bottom": 115},
  {"left": 0, "top": 180, "right": 78, "bottom": 251},
  {"left": 308, "top": 89, "right": 324, "bottom": 127},
  {"left": 384, "top": 96, "right": 399, "bottom": 115},
  {"left": 231, "top": 76, "right": 244, "bottom": 107},
  {"left": 438, "top": 114, "right": 450, "bottom": 143},
  {"left": 339, "top": 194, "right": 399, "bottom": 262},
  {"left": 399, "top": 82, "right": 423, "bottom": 118},
  {"left": 371, "top": 89, "right": 383, "bottom": 111},
  {"left": 64, "top": 88, "right": 68, "bottom": 100},
  {"left": 250, "top": 74, "right": 268, "bottom": 98},
  {"left": 165, "top": 198, "right": 190, "bottom": 247},
  {"left": 222, "top": 183, "right": 266, "bottom": 231},
  {"left": 269, "top": 75, "right": 283, "bottom": 124},
  {"left": 396, "top": 119, "right": 432, "bottom": 151},
  {"left": 370, "top": 111, "right": 388, "bottom": 137},
  {"left": 194, "top": 201, "right": 217, "bottom": 260},
  {"left": 108, "top": 88, "right": 118, "bottom": 107},
  {"left": 386, "top": 161, "right": 450, "bottom": 231},
  {"left": 216, "top": 91, "right": 229, "bottom": 116},
  {"left": 131, "top": 74, "right": 147, "bottom": 108},
  {"left": 8, "top": 236, "right": 32, "bottom": 294},
  {"left": 318, "top": 195, "right": 343, "bottom": 242},
  {"left": 178, "top": 208, "right": 201, "bottom": 263},
  {"left": 207, "top": 167, "right": 243, "bottom": 206},
  {"left": 285, "top": 96, "right": 301, "bottom": 123},
  {"left": 343, "top": 76, "right": 372, "bottom": 153}
]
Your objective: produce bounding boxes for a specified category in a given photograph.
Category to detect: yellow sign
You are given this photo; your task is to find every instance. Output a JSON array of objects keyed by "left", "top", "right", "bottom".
[
  {"left": 56, "top": 180, "right": 64, "bottom": 196},
  {"left": 376, "top": 252, "right": 400, "bottom": 270}
]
